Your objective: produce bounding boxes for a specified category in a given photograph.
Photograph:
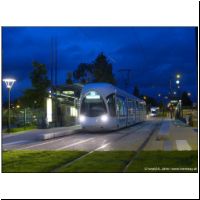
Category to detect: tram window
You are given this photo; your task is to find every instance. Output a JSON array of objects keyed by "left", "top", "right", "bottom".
[
  {"left": 132, "top": 100, "right": 135, "bottom": 109},
  {"left": 80, "top": 96, "right": 107, "bottom": 117},
  {"left": 128, "top": 99, "right": 133, "bottom": 116},
  {"left": 106, "top": 94, "right": 116, "bottom": 117},
  {"left": 123, "top": 100, "right": 127, "bottom": 116},
  {"left": 135, "top": 101, "right": 138, "bottom": 109}
]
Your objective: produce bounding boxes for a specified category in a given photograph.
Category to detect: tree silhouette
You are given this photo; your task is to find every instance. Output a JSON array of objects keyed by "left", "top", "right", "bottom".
[
  {"left": 73, "top": 63, "right": 92, "bottom": 84},
  {"left": 21, "top": 61, "right": 50, "bottom": 108},
  {"left": 181, "top": 91, "right": 192, "bottom": 107},
  {"left": 73, "top": 53, "right": 115, "bottom": 84},
  {"left": 66, "top": 72, "right": 73, "bottom": 85},
  {"left": 133, "top": 85, "right": 140, "bottom": 97},
  {"left": 93, "top": 53, "right": 115, "bottom": 84}
]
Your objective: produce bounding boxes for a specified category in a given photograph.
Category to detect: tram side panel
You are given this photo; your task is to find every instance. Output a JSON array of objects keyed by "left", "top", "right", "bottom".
[
  {"left": 127, "top": 98, "right": 137, "bottom": 126},
  {"left": 127, "top": 99, "right": 132, "bottom": 126},
  {"left": 135, "top": 101, "right": 139, "bottom": 123}
]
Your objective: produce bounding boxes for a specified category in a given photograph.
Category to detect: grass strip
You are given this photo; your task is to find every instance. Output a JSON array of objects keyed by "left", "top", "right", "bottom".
[
  {"left": 127, "top": 150, "right": 198, "bottom": 172},
  {"left": 2, "top": 150, "right": 198, "bottom": 173},
  {"left": 58, "top": 151, "right": 134, "bottom": 172},
  {"left": 2, "top": 150, "right": 85, "bottom": 173}
]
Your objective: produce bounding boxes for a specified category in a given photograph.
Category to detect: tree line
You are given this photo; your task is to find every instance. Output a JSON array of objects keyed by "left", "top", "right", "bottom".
[{"left": 14, "top": 52, "right": 192, "bottom": 109}]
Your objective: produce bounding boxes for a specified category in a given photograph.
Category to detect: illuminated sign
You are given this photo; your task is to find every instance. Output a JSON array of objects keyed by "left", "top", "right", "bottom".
[
  {"left": 86, "top": 91, "right": 100, "bottom": 99},
  {"left": 63, "top": 91, "right": 74, "bottom": 95},
  {"left": 170, "top": 100, "right": 178, "bottom": 103}
]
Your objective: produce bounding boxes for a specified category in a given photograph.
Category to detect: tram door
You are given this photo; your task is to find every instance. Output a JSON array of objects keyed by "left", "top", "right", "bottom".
[{"left": 116, "top": 96, "right": 127, "bottom": 128}]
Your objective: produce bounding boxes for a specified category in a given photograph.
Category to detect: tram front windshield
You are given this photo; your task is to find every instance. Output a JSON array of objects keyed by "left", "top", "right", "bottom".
[{"left": 80, "top": 95, "right": 107, "bottom": 117}]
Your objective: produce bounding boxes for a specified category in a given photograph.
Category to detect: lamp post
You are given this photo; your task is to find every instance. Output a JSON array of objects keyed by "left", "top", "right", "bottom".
[
  {"left": 169, "top": 73, "right": 181, "bottom": 100},
  {"left": 3, "top": 78, "right": 16, "bottom": 133},
  {"left": 176, "top": 74, "right": 181, "bottom": 100}
]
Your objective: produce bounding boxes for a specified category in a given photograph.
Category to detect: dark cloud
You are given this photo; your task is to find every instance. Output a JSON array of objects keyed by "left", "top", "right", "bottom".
[{"left": 2, "top": 27, "right": 197, "bottom": 102}]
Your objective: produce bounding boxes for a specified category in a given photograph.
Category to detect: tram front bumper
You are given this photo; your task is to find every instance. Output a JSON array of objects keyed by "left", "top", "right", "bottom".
[{"left": 80, "top": 116, "right": 117, "bottom": 131}]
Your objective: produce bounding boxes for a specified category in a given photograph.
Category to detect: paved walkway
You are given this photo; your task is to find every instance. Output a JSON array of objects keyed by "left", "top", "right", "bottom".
[
  {"left": 2, "top": 125, "right": 81, "bottom": 148},
  {"left": 169, "top": 119, "right": 198, "bottom": 151},
  {"left": 144, "top": 118, "right": 198, "bottom": 151}
]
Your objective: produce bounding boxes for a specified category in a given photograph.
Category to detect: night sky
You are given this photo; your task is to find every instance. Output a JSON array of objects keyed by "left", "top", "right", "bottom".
[{"left": 2, "top": 27, "right": 198, "bottom": 103}]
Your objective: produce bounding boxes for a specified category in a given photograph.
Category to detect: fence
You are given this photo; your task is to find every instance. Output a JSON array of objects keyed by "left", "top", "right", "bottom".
[
  {"left": 2, "top": 108, "right": 45, "bottom": 130},
  {"left": 2, "top": 106, "right": 78, "bottom": 130}
]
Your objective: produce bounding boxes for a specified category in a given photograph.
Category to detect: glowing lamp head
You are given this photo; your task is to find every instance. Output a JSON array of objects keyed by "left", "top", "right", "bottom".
[
  {"left": 101, "top": 114, "right": 108, "bottom": 122},
  {"left": 3, "top": 78, "right": 16, "bottom": 89},
  {"left": 176, "top": 80, "right": 180, "bottom": 84},
  {"left": 176, "top": 74, "right": 180, "bottom": 79},
  {"left": 79, "top": 115, "right": 86, "bottom": 122}
]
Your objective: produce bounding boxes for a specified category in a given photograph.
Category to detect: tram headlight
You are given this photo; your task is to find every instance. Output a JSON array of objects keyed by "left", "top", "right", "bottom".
[
  {"left": 101, "top": 114, "right": 108, "bottom": 122},
  {"left": 79, "top": 115, "right": 86, "bottom": 122}
]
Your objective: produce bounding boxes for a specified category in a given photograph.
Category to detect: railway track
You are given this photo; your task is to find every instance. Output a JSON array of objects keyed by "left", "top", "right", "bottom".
[
  {"left": 51, "top": 120, "right": 161, "bottom": 173},
  {"left": 122, "top": 120, "right": 162, "bottom": 172}
]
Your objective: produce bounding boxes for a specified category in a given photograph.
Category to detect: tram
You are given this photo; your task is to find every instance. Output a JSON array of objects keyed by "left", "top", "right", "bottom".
[{"left": 79, "top": 83, "right": 146, "bottom": 131}]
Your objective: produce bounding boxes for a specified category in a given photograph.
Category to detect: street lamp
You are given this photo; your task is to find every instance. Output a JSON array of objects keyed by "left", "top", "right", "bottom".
[
  {"left": 176, "top": 74, "right": 181, "bottom": 79},
  {"left": 3, "top": 78, "right": 16, "bottom": 132},
  {"left": 170, "top": 74, "right": 181, "bottom": 97},
  {"left": 176, "top": 74, "right": 182, "bottom": 100},
  {"left": 176, "top": 80, "right": 180, "bottom": 85}
]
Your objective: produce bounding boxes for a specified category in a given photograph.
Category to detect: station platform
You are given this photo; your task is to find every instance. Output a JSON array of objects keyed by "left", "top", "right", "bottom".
[
  {"left": 2, "top": 125, "right": 81, "bottom": 148},
  {"left": 144, "top": 118, "right": 198, "bottom": 151}
]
